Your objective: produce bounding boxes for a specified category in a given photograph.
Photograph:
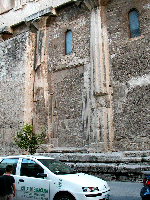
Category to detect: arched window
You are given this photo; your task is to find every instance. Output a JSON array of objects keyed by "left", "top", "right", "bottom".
[
  {"left": 65, "top": 30, "right": 72, "bottom": 55},
  {"left": 129, "top": 9, "right": 140, "bottom": 38}
]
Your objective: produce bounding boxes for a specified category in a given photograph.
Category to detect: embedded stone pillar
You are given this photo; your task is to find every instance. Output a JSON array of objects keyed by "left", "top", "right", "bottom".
[
  {"left": 24, "top": 16, "right": 49, "bottom": 133},
  {"left": 24, "top": 32, "right": 36, "bottom": 125},
  {"left": 85, "top": 0, "right": 114, "bottom": 151},
  {"left": 31, "top": 16, "right": 51, "bottom": 138},
  {"left": 24, "top": 7, "right": 57, "bottom": 145}
]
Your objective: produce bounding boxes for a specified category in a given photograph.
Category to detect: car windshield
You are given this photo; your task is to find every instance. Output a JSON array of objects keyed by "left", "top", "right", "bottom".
[{"left": 38, "top": 159, "right": 77, "bottom": 175}]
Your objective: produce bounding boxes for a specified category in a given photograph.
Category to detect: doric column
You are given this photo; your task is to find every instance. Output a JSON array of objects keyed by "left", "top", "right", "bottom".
[
  {"left": 24, "top": 31, "right": 36, "bottom": 125},
  {"left": 84, "top": 0, "right": 114, "bottom": 151},
  {"left": 24, "top": 8, "right": 57, "bottom": 142}
]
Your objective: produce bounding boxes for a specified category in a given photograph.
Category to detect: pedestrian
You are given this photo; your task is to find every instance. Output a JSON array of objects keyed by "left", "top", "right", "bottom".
[{"left": 0, "top": 165, "right": 16, "bottom": 200}]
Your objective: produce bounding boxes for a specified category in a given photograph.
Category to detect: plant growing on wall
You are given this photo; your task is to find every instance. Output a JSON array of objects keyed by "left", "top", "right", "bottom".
[{"left": 14, "top": 123, "right": 46, "bottom": 155}]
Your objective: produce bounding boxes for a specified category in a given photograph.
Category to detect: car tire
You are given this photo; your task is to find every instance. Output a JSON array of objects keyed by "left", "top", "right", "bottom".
[{"left": 55, "top": 194, "right": 74, "bottom": 200}]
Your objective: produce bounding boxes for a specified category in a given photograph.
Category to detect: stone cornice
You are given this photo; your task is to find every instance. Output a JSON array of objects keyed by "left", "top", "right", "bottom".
[
  {"left": 25, "top": 7, "right": 56, "bottom": 23},
  {"left": 0, "top": 26, "right": 13, "bottom": 35},
  {"left": 25, "top": 7, "right": 56, "bottom": 30}
]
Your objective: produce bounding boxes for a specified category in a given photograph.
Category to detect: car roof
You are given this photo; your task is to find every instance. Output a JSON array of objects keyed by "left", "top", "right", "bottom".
[{"left": 0, "top": 155, "right": 54, "bottom": 160}]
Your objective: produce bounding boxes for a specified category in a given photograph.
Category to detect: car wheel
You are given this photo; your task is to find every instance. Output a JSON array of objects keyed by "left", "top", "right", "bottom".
[{"left": 55, "top": 194, "right": 74, "bottom": 200}]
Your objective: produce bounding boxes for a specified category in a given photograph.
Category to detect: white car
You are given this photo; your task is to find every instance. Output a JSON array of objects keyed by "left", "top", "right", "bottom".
[{"left": 0, "top": 155, "right": 110, "bottom": 200}]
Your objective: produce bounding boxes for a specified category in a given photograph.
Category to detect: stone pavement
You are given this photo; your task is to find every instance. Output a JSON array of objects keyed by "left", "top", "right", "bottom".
[{"left": 108, "top": 181, "right": 143, "bottom": 200}]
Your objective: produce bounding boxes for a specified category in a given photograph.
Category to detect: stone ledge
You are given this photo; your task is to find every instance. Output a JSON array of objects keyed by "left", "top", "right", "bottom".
[
  {"left": 36, "top": 150, "right": 150, "bottom": 163},
  {"left": 36, "top": 150, "right": 150, "bottom": 182}
]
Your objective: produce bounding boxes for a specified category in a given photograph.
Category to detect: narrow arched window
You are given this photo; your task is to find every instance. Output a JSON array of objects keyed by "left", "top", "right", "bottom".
[
  {"left": 65, "top": 30, "right": 72, "bottom": 55},
  {"left": 129, "top": 10, "right": 140, "bottom": 38}
]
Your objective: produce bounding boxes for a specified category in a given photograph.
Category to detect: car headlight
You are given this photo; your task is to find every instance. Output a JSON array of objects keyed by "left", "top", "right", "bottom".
[{"left": 82, "top": 187, "right": 99, "bottom": 192}]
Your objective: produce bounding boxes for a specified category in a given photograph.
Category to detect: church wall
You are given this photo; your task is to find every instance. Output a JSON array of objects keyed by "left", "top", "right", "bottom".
[
  {"left": 0, "top": 0, "right": 149, "bottom": 154},
  {"left": 0, "top": 32, "right": 27, "bottom": 154},
  {"left": 0, "top": 0, "right": 14, "bottom": 14},
  {"left": 105, "top": 0, "right": 150, "bottom": 150},
  {"left": 48, "top": 4, "right": 90, "bottom": 148},
  {"left": 33, "top": 3, "right": 91, "bottom": 148}
]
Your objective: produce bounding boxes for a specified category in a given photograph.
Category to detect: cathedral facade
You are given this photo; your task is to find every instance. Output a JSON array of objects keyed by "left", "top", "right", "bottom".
[{"left": 0, "top": 0, "right": 149, "bottom": 154}]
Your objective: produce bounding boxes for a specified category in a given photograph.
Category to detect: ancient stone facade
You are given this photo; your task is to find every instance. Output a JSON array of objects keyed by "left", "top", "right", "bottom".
[
  {"left": 0, "top": 0, "right": 149, "bottom": 155},
  {"left": 105, "top": 0, "right": 150, "bottom": 150}
]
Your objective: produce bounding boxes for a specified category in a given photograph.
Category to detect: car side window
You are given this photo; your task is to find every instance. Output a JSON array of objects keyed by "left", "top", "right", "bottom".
[
  {"left": 21, "top": 159, "right": 44, "bottom": 178},
  {"left": 0, "top": 158, "right": 19, "bottom": 175}
]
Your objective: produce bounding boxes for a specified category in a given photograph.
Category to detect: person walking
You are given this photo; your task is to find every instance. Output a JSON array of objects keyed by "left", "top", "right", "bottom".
[{"left": 0, "top": 165, "right": 16, "bottom": 200}]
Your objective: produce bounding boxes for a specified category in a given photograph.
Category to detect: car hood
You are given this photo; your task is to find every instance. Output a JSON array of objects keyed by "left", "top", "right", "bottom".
[{"left": 57, "top": 173, "right": 109, "bottom": 190}]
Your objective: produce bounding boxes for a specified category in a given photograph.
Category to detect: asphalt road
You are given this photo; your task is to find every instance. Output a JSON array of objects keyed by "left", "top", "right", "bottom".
[{"left": 108, "top": 181, "right": 143, "bottom": 200}]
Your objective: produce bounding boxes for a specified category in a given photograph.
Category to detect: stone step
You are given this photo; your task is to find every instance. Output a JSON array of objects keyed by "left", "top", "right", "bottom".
[
  {"left": 36, "top": 150, "right": 150, "bottom": 163},
  {"left": 36, "top": 150, "right": 150, "bottom": 182}
]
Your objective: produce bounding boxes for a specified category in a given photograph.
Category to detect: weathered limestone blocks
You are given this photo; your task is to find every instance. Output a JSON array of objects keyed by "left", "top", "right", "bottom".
[
  {"left": 36, "top": 150, "right": 150, "bottom": 181},
  {"left": 0, "top": 0, "right": 149, "bottom": 154}
]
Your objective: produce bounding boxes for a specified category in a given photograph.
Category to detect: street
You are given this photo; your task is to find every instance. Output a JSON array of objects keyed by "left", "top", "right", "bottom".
[{"left": 108, "top": 181, "right": 143, "bottom": 200}]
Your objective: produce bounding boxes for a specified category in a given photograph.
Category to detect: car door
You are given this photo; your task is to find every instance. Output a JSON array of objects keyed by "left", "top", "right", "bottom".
[{"left": 15, "top": 158, "right": 50, "bottom": 200}]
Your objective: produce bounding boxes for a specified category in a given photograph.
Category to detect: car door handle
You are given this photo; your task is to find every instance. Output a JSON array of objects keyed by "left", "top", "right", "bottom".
[{"left": 19, "top": 179, "right": 24, "bottom": 182}]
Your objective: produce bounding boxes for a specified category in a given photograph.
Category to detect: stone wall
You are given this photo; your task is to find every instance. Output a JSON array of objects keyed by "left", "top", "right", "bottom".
[
  {"left": 32, "top": 3, "right": 90, "bottom": 148},
  {"left": 0, "top": 0, "right": 72, "bottom": 28},
  {"left": 105, "top": 0, "right": 150, "bottom": 150},
  {"left": 0, "top": 0, "right": 149, "bottom": 154},
  {"left": 47, "top": 4, "right": 90, "bottom": 147},
  {"left": 0, "top": 32, "right": 27, "bottom": 154},
  {"left": 0, "top": 0, "right": 14, "bottom": 14}
]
